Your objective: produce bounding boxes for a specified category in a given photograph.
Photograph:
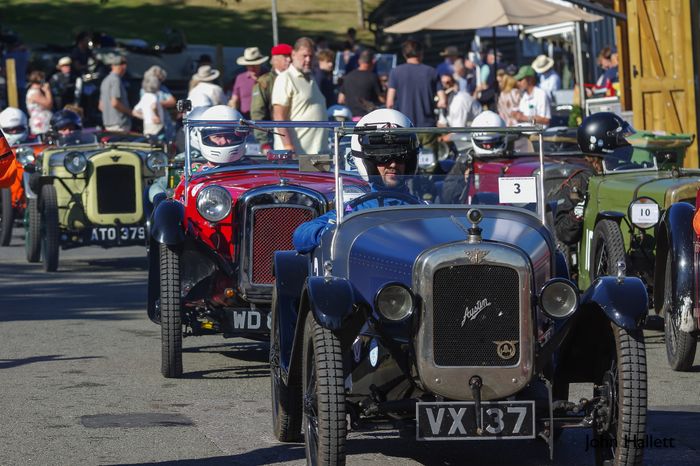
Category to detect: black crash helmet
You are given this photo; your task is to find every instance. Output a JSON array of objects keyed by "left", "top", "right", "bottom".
[
  {"left": 577, "top": 112, "right": 635, "bottom": 156},
  {"left": 50, "top": 109, "right": 83, "bottom": 132}
]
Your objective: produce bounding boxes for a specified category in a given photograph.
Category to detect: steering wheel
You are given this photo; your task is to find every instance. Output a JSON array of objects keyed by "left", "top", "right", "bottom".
[
  {"left": 345, "top": 191, "right": 422, "bottom": 210},
  {"left": 610, "top": 162, "right": 641, "bottom": 171}
]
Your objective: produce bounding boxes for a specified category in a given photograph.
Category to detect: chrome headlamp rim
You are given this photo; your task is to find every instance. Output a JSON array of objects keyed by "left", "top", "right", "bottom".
[
  {"left": 627, "top": 196, "right": 659, "bottom": 230},
  {"left": 63, "top": 151, "right": 87, "bottom": 175},
  {"left": 146, "top": 150, "right": 168, "bottom": 172},
  {"left": 538, "top": 278, "right": 579, "bottom": 320},
  {"left": 374, "top": 282, "right": 415, "bottom": 322},
  {"left": 196, "top": 185, "right": 232, "bottom": 223}
]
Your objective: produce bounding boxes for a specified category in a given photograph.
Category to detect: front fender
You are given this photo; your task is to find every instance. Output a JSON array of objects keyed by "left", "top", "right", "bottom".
[
  {"left": 274, "top": 250, "right": 310, "bottom": 372},
  {"left": 595, "top": 210, "right": 625, "bottom": 224},
  {"left": 655, "top": 202, "right": 695, "bottom": 314},
  {"left": 151, "top": 199, "right": 185, "bottom": 245},
  {"left": 580, "top": 276, "right": 648, "bottom": 330},
  {"left": 307, "top": 276, "right": 355, "bottom": 331}
]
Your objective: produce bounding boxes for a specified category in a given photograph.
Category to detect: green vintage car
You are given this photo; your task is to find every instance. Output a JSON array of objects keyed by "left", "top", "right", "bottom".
[
  {"left": 578, "top": 131, "right": 697, "bottom": 288},
  {"left": 23, "top": 134, "right": 167, "bottom": 271}
]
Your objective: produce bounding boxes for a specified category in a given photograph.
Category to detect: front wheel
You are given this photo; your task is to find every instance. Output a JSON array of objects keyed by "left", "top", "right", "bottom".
[
  {"left": 592, "top": 324, "right": 647, "bottom": 466},
  {"left": 25, "top": 197, "right": 41, "bottom": 262},
  {"left": 591, "top": 219, "right": 626, "bottom": 281},
  {"left": 160, "top": 243, "right": 182, "bottom": 378},
  {"left": 40, "top": 184, "right": 60, "bottom": 272},
  {"left": 662, "top": 253, "right": 697, "bottom": 371},
  {"left": 0, "top": 188, "right": 13, "bottom": 246},
  {"left": 302, "top": 313, "right": 346, "bottom": 466}
]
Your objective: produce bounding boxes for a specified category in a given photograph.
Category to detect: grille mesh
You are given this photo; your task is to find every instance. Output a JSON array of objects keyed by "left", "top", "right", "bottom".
[
  {"left": 251, "top": 206, "right": 314, "bottom": 284},
  {"left": 96, "top": 165, "right": 136, "bottom": 214},
  {"left": 432, "top": 265, "right": 520, "bottom": 366}
]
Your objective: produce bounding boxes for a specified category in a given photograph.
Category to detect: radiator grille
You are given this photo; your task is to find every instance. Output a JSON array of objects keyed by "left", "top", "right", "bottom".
[
  {"left": 96, "top": 165, "right": 136, "bottom": 214},
  {"left": 251, "top": 206, "right": 314, "bottom": 284},
  {"left": 432, "top": 265, "right": 520, "bottom": 366}
]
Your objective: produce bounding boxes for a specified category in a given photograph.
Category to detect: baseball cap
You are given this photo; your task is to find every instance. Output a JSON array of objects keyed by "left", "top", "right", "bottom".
[
  {"left": 513, "top": 65, "right": 536, "bottom": 81},
  {"left": 271, "top": 43, "right": 293, "bottom": 56}
]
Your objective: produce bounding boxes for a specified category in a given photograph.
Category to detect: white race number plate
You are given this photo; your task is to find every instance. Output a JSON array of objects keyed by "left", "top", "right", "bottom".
[{"left": 498, "top": 177, "right": 537, "bottom": 204}]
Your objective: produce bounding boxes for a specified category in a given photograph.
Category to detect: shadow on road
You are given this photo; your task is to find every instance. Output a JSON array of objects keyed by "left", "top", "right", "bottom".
[
  {"left": 0, "top": 354, "right": 102, "bottom": 369},
  {"left": 109, "top": 444, "right": 306, "bottom": 465},
  {"left": 181, "top": 364, "right": 270, "bottom": 380}
]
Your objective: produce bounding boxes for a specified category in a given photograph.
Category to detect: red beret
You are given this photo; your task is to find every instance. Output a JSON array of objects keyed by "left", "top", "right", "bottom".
[{"left": 271, "top": 43, "right": 293, "bottom": 56}]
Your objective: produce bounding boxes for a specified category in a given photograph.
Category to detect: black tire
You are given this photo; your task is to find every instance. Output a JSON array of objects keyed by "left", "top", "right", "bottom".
[
  {"left": 40, "top": 184, "right": 60, "bottom": 272},
  {"left": 302, "top": 313, "right": 346, "bottom": 466},
  {"left": 160, "top": 242, "right": 182, "bottom": 378},
  {"left": 591, "top": 219, "right": 626, "bottom": 280},
  {"left": 270, "top": 286, "right": 303, "bottom": 442},
  {"left": 593, "top": 324, "right": 647, "bottom": 466},
  {"left": 0, "top": 188, "right": 13, "bottom": 246},
  {"left": 662, "top": 253, "right": 697, "bottom": 371},
  {"left": 25, "top": 197, "right": 41, "bottom": 262}
]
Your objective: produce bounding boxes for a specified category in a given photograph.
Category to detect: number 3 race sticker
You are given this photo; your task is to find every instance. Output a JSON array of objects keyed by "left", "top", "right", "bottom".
[{"left": 498, "top": 177, "right": 537, "bottom": 204}]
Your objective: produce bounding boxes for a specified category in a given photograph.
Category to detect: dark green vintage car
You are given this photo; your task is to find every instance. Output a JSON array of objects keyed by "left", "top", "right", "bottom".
[
  {"left": 575, "top": 130, "right": 699, "bottom": 369},
  {"left": 23, "top": 134, "right": 167, "bottom": 272}
]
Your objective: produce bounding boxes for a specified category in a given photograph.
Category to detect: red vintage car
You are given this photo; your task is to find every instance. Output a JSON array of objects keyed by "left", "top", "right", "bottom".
[{"left": 147, "top": 114, "right": 364, "bottom": 377}]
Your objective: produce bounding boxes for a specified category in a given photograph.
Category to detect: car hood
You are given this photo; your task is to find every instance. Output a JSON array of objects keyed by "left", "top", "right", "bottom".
[
  {"left": 594, "top": 170, "right": 700, "bottom": 208},
  {"left": 331, "top": 206, "right": 552, "bottom": 305}
]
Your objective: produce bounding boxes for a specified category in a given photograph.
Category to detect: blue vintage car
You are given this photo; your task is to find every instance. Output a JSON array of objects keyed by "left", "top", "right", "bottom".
[{"left": 270, "top": 125, "right": 649, "bottom": 465}]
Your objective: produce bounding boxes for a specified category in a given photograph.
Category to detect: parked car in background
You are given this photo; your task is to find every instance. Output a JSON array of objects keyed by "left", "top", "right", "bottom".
[
  {"left": 271, "top": 125, "right": 648, "bottom": 466},
  {"left": 574, "top": 130, "right": 698, "bottom": 371},
  {"left": 148, "top": 110, "right": 366, "bottom": 378},
  {"left": 23, "top": 131, "right": 166, "bottom": 271}
]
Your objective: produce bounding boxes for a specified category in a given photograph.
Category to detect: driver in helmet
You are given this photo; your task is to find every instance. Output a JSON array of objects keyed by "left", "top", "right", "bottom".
[
  {"left": 0, "top": 107, "right": 31, "bottom": 146},
  {"left": 293, "top": 108, "right": 419, "bottom": 254},
  {"left": 191, "top": 105, "right": 249, "bottom": 170},
  {"left": 554, "top": 112, "right": 633, "bottom": 245},
  {"left": 327, "top": 104, "right": 353, "bottom": 123},
  {"left": 441, "top": 110, "right": 508, "bottom": 203}
]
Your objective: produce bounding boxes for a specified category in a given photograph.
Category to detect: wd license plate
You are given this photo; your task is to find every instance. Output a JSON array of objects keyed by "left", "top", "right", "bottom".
[
  {"left": 416, "top": 400, "right": 535, "bottom": 440},
  {"left": 225, "top": 309, "right": 271, "bottom": 333},
  {"left": 90, "top": 226, "right": 146, "bottom": 243}
]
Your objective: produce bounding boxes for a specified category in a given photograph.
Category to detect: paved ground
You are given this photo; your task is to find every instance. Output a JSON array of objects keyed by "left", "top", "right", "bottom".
[{"left": 0, "top": 227, "right": 698, "bottom": 466}]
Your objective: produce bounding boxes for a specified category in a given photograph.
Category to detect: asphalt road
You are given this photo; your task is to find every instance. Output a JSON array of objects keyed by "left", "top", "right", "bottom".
[{"left": 0, "top": 227, "right": 699, "bottom": 466}]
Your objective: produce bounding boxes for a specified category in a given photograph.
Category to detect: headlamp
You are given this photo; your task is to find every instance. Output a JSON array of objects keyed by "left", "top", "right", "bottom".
[{"left": 63, "top": 151, "right": 87, "bottom": 175}]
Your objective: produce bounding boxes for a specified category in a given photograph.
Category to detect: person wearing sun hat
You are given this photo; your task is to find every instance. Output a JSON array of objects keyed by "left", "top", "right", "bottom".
[
  {"left": 511, "top": 64, "right": 551, "bottom": 127},
  {"left": 250, "top": 43, "right": 293, "bottom": 145},
  {"left": 229, "top": 47, "right": 269, "bottom": 118},
  {"left": 187, "top": 64, "right": 226, "bottom": 109},
  {"left": 531, "top": 54, "right": 561, "bottom": 102},
  {"left": 50, "top": 56, "right": 78, "bottom": 110}
]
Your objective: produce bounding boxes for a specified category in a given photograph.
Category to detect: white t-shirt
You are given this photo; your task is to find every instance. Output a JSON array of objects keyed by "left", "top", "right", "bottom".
[
  {"left": 187, "top": 82, "right": 225, "bottom": 109},
  {"left": 518, "top": 86, "right": 551, "bottom": 126},
  {"left": 271, "top": 64, "right": 327, "bottom": 154},
  {"left": 446, "top": 91, "right": 482, "bottom": 127},
  {"left": 134, "top": 92, "right": 164, "bottom": 135},
  {"left": 538, "top": 70, "right": 561, "bottom": 102}
]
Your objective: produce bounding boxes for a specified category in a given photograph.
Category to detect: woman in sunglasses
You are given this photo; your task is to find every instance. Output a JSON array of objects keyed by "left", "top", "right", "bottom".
[{"left": 293, "top": 108, "right": 419, "bottom": 253}]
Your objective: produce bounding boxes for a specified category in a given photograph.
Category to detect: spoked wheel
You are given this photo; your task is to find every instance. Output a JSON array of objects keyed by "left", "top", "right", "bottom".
[
  {"left": 662, "top": 253, "right": 697, "bottom": 371},
  {"left": 302, "top": 313, "right": 346, "bottom": 466},
  {"left": 160, "top": 242, "right": 182, "bottom": 378},
  {"left": 25, "top": 197, "right": 41, "bottom": 262},
  {"left": 592, "top": 323, "right": 647, "bottom": 466},
  {"left": 591, "top": 220, "right": 626, "bottom": 280},
  {"left": 40, "top": 184, "right": 60, "bottom": 272},
  {"left": 0, "top": 188, "right": 13, "bottom": 246},
  {"left": 270, "top": 286, "right": 303, "bottom": 442}
]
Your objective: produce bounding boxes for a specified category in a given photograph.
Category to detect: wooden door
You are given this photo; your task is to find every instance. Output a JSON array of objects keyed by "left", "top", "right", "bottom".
[{"left": 627, "top": 0, "right": 698, "bottom": 167}]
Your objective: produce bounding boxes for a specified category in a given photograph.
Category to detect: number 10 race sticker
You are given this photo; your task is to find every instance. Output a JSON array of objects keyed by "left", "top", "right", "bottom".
[{"left": 498, "top": 177, "right": 537, "bottom": 204}]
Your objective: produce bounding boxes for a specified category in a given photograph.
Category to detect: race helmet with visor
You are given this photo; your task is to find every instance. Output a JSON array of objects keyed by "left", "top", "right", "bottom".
[
  {"left": 0, "top": 107, "right": 29, "bottom": 146},
  {"left": 194, "top": 105, "right": 248, "bottom": 164},
  {"left": 470, "top": 110, "right": 507, "bottom": 156},
  {"left": 50, "top": 109, "right": 83, "bottom": 134}
]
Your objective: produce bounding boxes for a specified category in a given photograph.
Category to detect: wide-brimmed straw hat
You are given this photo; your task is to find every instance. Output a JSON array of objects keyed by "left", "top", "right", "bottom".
[
  {"left": 236, "top": 47, "right": 269, "bottom": 66},
  {"left": 193, "top": 65, "right": 220, "bottom": 82},
  {"left": 531, "top": 54, "right": 555, "bottom": 74}
]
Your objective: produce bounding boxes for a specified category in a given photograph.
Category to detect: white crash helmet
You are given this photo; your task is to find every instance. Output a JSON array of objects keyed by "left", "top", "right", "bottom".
[
  {"left": 350, "top": 108, "right": 419, "bottom": 180},
  {"left": 471, "top": 110, "right": 507, "bottom": 156},
  {"left": 327, "top": 104, "right": 353, "bottom": 122},
  {"left": 0, "top": 107, "right": 29, "bottom": 146},
  {"left": 194, "top": 105, "right": 248, "bottom": 164}
]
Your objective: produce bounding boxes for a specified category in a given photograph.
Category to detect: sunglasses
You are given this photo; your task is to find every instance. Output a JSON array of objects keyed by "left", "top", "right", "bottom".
[{"left": 373, "top": 153, "right": 408, "bottom": 165}]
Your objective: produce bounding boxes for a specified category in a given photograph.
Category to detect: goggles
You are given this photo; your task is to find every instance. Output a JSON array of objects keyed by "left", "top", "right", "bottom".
[
  {"left": 359, "top": 133, "right": 416, "bottom": 161},
  {"left": 201, "top": 127, "right": 248, "bottom": 147},
  {"left": 473, "top": 134, "right": 505, "bottom": 151},
  {"left": 3, "top": 125, "right": 26, "bottom": 134}
]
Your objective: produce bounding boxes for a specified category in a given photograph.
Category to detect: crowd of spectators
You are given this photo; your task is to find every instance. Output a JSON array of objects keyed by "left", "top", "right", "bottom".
[{"left": 0, "top": 27, "right": 621, "bottom": 146}]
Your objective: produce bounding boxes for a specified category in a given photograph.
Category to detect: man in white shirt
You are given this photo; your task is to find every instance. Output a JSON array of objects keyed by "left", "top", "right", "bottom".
[
  {"left": 531, "top": 54, "right": 561, "bottom": 102},
  {"left": 438, "top": 73, "right": 482, "bottom": 128},
  {"left": 271, "top": 37, "right": 327, "bottom": 154},
  {"left": 511, "top": 65, "right": 551, "bottom": 127},
  {"left": 187, "top": 65, "right": 226, "bottom": 109}
]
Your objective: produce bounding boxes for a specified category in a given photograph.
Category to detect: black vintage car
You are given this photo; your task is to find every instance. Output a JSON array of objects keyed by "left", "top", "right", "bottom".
[{"left": 270, "top": 125, "right": 649, "bottom": 465}]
